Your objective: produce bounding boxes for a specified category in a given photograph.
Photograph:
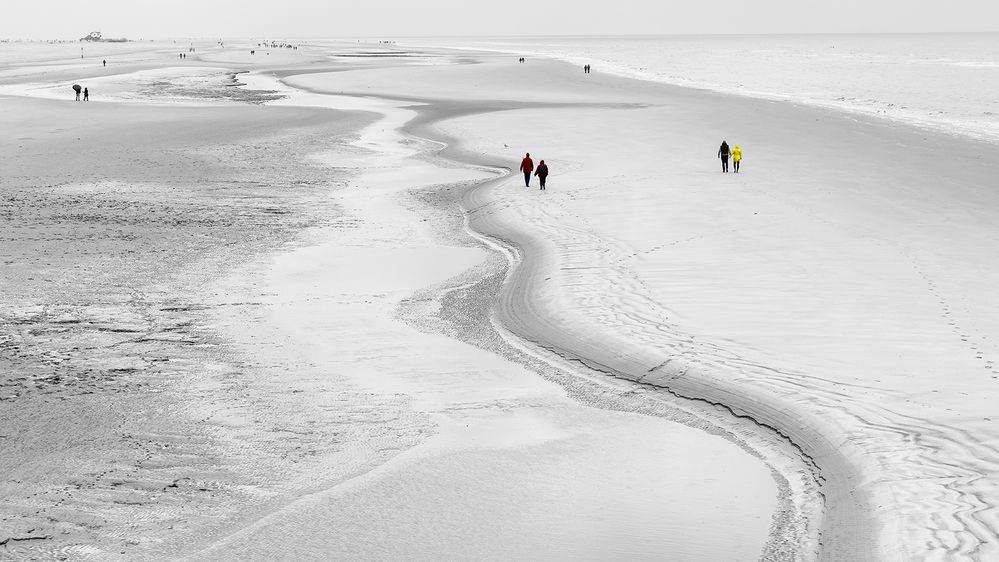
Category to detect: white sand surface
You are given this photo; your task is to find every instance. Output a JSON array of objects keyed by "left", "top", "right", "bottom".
[
  {"left": 187, "top": 82, "right": 785, "bottom": 561},
  {"left": 15, "top": 36, "right": 998, "bottom": 562},
  {"left": 267, "top": 46, "right": 999, "bottom": 558},
  {"left": 322, "top": 56, "right": 999, "bottom": 560},
  {"left": 1, "top": 43, "right": 795, "bottom": 561}
]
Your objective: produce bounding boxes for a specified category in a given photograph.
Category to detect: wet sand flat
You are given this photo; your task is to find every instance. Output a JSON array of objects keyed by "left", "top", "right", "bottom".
[
  {"left": 0, "top": 52, "right": 395, "bottom": 558},
  {"left": 2, "top": 42, "right": 792, "bottom": 561},
  {"left": 402, "top": 57, "right": 999, "bottom": 560},
  {"left": 186, "top": 91, "right": 788, "bottom": 561},
  {"left": 290, "top": 49, "right": 999, "bottom": 559}
]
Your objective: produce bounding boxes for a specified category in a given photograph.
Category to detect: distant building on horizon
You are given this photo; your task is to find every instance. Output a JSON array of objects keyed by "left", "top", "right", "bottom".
[{"left": 80, "top": 31, "right": 128, "bottom": 43}]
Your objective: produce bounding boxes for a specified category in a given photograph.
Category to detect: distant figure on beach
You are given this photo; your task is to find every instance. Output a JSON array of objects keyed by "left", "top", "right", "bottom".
[
  {"left": 83, "top": 87, "right": 89, "bottom": 101},
  {"left": 102, "top": 59, "right": 106, "bottom": 67},
  {"left": 718, "top": 141, "right": 730, "bottom": 173},
  {"left": 72, "top": 84, "right": 81, "bottom": 101},
  {"left": 535, "top": 160, "right": 549, "bottom": 190},
  {"left": 520, "top": 153, "right": 534, "bottom": 186},
  {"left": 584, "top": 64, "right": 591, "bottom": 74},
  {"left": 519, "top": 57, "right": 525, "bottom": 63},
  {"left": 732, "top": 145, "right": 742, "bottom": 173}
]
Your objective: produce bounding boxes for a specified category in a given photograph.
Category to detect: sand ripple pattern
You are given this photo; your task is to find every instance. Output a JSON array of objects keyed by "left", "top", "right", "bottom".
[
  {"left": 0, "top": 107, "right": 433, "bottom": 559},
  {"left": 454, "top": 159, "right": 999, "bottom": 560}
]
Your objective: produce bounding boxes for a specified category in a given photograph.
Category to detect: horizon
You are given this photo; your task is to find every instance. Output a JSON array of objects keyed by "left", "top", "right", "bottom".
[
  {"left": 3, "top": 0, "right": 998, "bottom": 41},
  {"left": 5, "top": 30, "right": 999, "bottom": 42}
]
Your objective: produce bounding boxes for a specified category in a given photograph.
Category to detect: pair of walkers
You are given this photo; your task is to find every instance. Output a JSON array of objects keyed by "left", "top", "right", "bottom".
[
  {"left": 717, "top": 141, "right": 743, "bottom": 173},
  {"left": 72, "top": 85, "right": 89, "bottom": 101},
  {"left": 519, "top": 153, "right": 549, "bottom": 190}
]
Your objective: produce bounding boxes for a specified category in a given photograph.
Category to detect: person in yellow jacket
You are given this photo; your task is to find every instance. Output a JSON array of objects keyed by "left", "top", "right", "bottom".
[{"left": 732, "top": 145, "right": 743, "bottom": 173}]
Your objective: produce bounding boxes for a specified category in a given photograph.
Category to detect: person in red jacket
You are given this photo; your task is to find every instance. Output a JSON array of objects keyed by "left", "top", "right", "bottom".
[
  {"left": 519, "top": 153, "right": 534, "bottom": 186},
  {"left": 535, "top": 160, "right": 549, "bottom": 190}
]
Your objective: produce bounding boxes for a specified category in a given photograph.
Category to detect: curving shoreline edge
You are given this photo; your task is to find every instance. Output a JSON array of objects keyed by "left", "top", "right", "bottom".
[{"left": 402, "top": 103, "right": 852, "bottom": 561}]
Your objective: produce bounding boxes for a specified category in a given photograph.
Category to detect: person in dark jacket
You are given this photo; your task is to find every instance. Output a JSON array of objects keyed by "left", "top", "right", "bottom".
[
  {"left": 519, "top": 153, "right": 534, "bottom": 186},
  {"left": 83, "top": 87, "right": 89, "bottom": 101},
  {"left": 535, "top": 160, "right": 549, "bottom": 190},
  {"left": 718, "top": 141, "right": 730, "bottom": 172}
]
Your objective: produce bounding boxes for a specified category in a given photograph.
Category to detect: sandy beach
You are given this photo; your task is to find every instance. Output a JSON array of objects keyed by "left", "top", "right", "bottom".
[{"left": 2, "top": 36, "right": 998, "bottom": 561}]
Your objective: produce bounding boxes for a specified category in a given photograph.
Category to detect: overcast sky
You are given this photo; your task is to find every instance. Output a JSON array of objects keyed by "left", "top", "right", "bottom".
[{"left": 3, "top": 0, "right": 998, "bottom": 40}]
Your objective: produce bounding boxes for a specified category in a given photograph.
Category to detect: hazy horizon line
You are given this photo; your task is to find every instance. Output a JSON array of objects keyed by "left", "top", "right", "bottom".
[{"left": 4, "top": 29, "right": 999, "bottom": 42}]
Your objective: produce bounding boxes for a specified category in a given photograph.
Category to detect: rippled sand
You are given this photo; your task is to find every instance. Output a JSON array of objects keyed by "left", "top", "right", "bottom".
[{"left": 1, "top": 41, "right": 793, "bottom": 561}]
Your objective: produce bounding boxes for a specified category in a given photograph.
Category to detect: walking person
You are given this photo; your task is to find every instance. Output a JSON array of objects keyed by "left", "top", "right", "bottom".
[
  {"left": 732, "top": 144, "right": 742, "bottom": 173},
  {"left": 83, "top": 87, "right": 89, "bottom": 101},
  {"left": 519, "top": 152, "right": 534, "bottom": 187},
  {"left": 102, "top": 59, "right": 106, "bottom": 67},
  {"left": 718, "top": 140, "right": 730, "bottom": 173},
  {"left": 73, "top": 84, "right": 81, "bottom": 101},
  {"left": 535, "top": 160, "right": 549, "bottom": 190}
]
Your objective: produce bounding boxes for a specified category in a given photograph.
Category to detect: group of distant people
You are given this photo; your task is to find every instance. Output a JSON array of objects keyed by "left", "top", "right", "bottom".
[
  {"left": 515, "top": 141, "right": 741, "bottom": 192},
  {"left": 70, "top": 58, "right": 110, "bottom": 100},
  {"left": 717, "top": 141, "right": 743, "bottom": 173},
  {"left": 519, "top": 153, "right": 550, "bottom": 190},
  {"left": 518, "top": 56, "right": 593, "bottom": 75}
]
